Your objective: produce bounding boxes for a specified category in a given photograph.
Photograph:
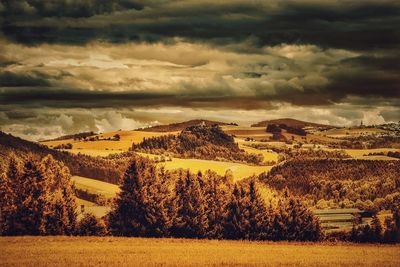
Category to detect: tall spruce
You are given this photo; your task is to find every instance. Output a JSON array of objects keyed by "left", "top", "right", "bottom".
[
  {"left": 247, "top": 178, "right": 268, "bottom": 240},
  {"left": 0, "top": 157, "right": 20, "bottom": 235},
  {"left": 171, "top": 170, "right": 208, "bottom": 238},
  {"left": 108, "top": 156, "right": 171, "bottom": 237},
  {"left": 40, "top": 155, "right": 77, "bottom": 235},
  {"left": 224, "top": 184, "right": 249, "bottom": 239},
  {"left": 201, "top": 171, "right": 230, "bottom": 239},
  {"left": 15, "top": 158, "right": 48, "bottom": 235}
]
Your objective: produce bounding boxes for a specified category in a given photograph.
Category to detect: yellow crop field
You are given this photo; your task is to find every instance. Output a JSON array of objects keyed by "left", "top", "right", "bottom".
[
  {"left": 1, "top": 237, "right": 399, "bottom": 267},
  {"left": 72, "top": 176, "right": 120, "bottom": 199},
  {"left": 159, "top": 157, "right": 272, "bottom": 180},
  {"left": 41, "top": 130, "right": 176, "bottom": 152},
  {"left": 239, "top": 144, "right": 279, "bottom": 163},
  {"left": 323, "top": 148, "right": 399, "bottom": 160},
  {"left": 321, "top": 127, "right": 387, "bottom": 138}
]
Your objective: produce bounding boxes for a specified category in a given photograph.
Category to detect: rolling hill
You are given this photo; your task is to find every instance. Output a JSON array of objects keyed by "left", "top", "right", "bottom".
[
  {"left": 251, "top": 118, "right": 332, "bottom": 128},
  {"left": 138, "top": 119, "right": 234, "bottom": 132}
]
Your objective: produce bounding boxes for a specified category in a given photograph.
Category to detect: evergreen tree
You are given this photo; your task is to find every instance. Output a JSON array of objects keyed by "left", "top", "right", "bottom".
[
  {"left": 14, "top": 158, "right": 48, "bottom": 235},
  {"left": 171, "top": 170, "right": 208, "bottom": 238},
  {"left": 201, "top": 171, "right": 230, "bottom": 239},
  {"left": 40, "top": 155, "right": 77, "bottom": 235},
  {"left": 108, "top": 157, "right": 171, "bottom": 237},
  {"left": 0, "top": 157, "right": 21, "bottom": 235},
  {"left": 223, "top": 184, "right": 249, "bottom": 239},
  {"left": 247, "top": 178, "right": 268, "bottom": 240},
  {"left": 371, "top": 215, "right": 382, "bottom": 242}
]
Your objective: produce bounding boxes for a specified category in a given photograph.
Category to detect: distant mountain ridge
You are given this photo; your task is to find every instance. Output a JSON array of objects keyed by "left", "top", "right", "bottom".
[
  {"left": 138, "top": 119, "right": 234, "bottom": 132},
  {"left": 251, "top": 118, "right": 332, "bottom": 128}
]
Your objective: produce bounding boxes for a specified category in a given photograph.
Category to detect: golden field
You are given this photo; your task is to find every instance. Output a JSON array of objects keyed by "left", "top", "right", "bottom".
[
  {"left": 72, "top": 176, "right": 120, "bottom": 199},
  {"left": 323, "top": 148, "right": 400, "bottom": 160},
  {"left": 41, "top": 130, "right": 176, "bottom": 152},
  {"left": 158, "top": 157, "right": 273, "bottom": 180},
  {"left": 321, "top": 127, "right": 388, "bottom": 138},
  {"left": 1, "top": 237, "right": 399, "bottom": 267}
]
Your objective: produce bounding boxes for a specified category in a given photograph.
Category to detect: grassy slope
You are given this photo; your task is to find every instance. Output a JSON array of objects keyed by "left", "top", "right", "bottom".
[
  {"left": 1, "top": 237, "right": 399, "bottom": 267},
  {"left": 72, "top": 176, "right": 120, "bottom": 199}
]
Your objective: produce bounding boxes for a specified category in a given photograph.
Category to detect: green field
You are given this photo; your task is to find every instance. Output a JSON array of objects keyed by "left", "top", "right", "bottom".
[{"left": 1, "top": 237, "right": 399, "bottom": 266}]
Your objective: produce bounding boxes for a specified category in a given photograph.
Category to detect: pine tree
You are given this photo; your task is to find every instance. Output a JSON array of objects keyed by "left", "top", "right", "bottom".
[
  {"left": 371, "top": 215, "right": 382, "bottom": 242},
  {"left": 201, "top": 171, "right": 230, "bottom": 239},
  {"left": 14, "top": 158, "right": 48, "bottom": 235},
  {"left": 223, "top": 184, "right": 250, "bottom": 239},
  {"left": 1, "top": 157, "right": 19, "bottom": 235},
  {"left": 383, "top": 216, "right": 396, "bottom": 243},
  {"left": 108, "top": 157, "right": 171, "bottom": 237},
  {"left": 171, "top": 170, "right": 208, "bottom": 238},
  {"left": 40, "top": 155, "right": 77, "bottom": 235},
  {"left": 247, "top": 178, "right": 268, "bottom": 240}
]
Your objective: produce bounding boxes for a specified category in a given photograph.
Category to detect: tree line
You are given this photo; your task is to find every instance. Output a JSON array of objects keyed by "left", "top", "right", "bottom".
[
  {"left": 2, "top": 153, "right": 399, "bottom": 243},
  {"left": 108, "top": 156, "right": 321, "bottom": 241},
  {"left": 1, "top": 154, "right": 320, "bottom": 241}
]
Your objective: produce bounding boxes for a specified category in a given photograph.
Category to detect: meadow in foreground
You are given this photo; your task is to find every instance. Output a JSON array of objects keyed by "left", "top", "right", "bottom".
[{"left": 1, "top": 236, "right": 399, "bottom": 267}]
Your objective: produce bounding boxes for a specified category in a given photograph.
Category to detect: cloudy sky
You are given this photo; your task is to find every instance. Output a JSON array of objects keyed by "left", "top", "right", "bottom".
[{"left": 0, "top": 0, "right": 399, "bottom": 140}]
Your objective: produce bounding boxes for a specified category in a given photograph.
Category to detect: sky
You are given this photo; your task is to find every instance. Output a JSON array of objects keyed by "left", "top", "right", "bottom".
[{"left": 0, "top": 0, "right": 399, "bottom": 140}]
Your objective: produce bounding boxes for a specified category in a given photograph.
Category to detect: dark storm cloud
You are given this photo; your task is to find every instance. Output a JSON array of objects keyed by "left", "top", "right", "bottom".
[
  {"left": 1, "top": 0, "right": 399, "bottom": 51},
  {"left": 323, "top": 54, "right": 400, "bottom": 99},
  {"left": 0, "top": 0, "right": 144, "bottom": 18},
  {"left": 0, "top": 71, "right": 50, "bottom": 87},
  {"left": 0, "top": 85, "right": 278, "bottom": 110}
]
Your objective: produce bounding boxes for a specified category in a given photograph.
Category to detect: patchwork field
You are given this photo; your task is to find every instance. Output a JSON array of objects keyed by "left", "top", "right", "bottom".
[
  {"left": 321, "top": 127, "right": 388, "bottom": 138},
  {"left": 1, "top": 237, "right": 399, "bottom": 267},
  {"left": 41, "top": 130, "right": 176, "bottom": 152}
]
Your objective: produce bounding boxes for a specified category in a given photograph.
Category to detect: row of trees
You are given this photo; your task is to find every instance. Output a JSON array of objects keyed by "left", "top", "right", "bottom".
[
  {"left": 350, "top": 211, "right": 400, "bottom": 243},
  {"left": 108, "top": 157, "right": 321, "bottom": 241}
]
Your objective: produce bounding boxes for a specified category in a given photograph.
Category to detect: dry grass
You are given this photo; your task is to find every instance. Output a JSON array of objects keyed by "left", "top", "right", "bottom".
[{"left": 1, "top": 236, "right": 399, "bottom": 267}]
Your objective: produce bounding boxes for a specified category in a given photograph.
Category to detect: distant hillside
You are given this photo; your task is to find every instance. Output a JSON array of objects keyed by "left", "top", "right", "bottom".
[
  {"left": 42, "top": 131, "right": 97, "bottom": 142},
  {"left": 0, "top": 131, "right": 129, "bottom": 184},
  {"left": 139, "top": 119, "right": 235, "bottom": 132},
  {"left": 133, "top": 125, "right": 264, "bottom": 164},
  {"left": 251, "top": 118, "right": 331, "bottom": 128}
]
